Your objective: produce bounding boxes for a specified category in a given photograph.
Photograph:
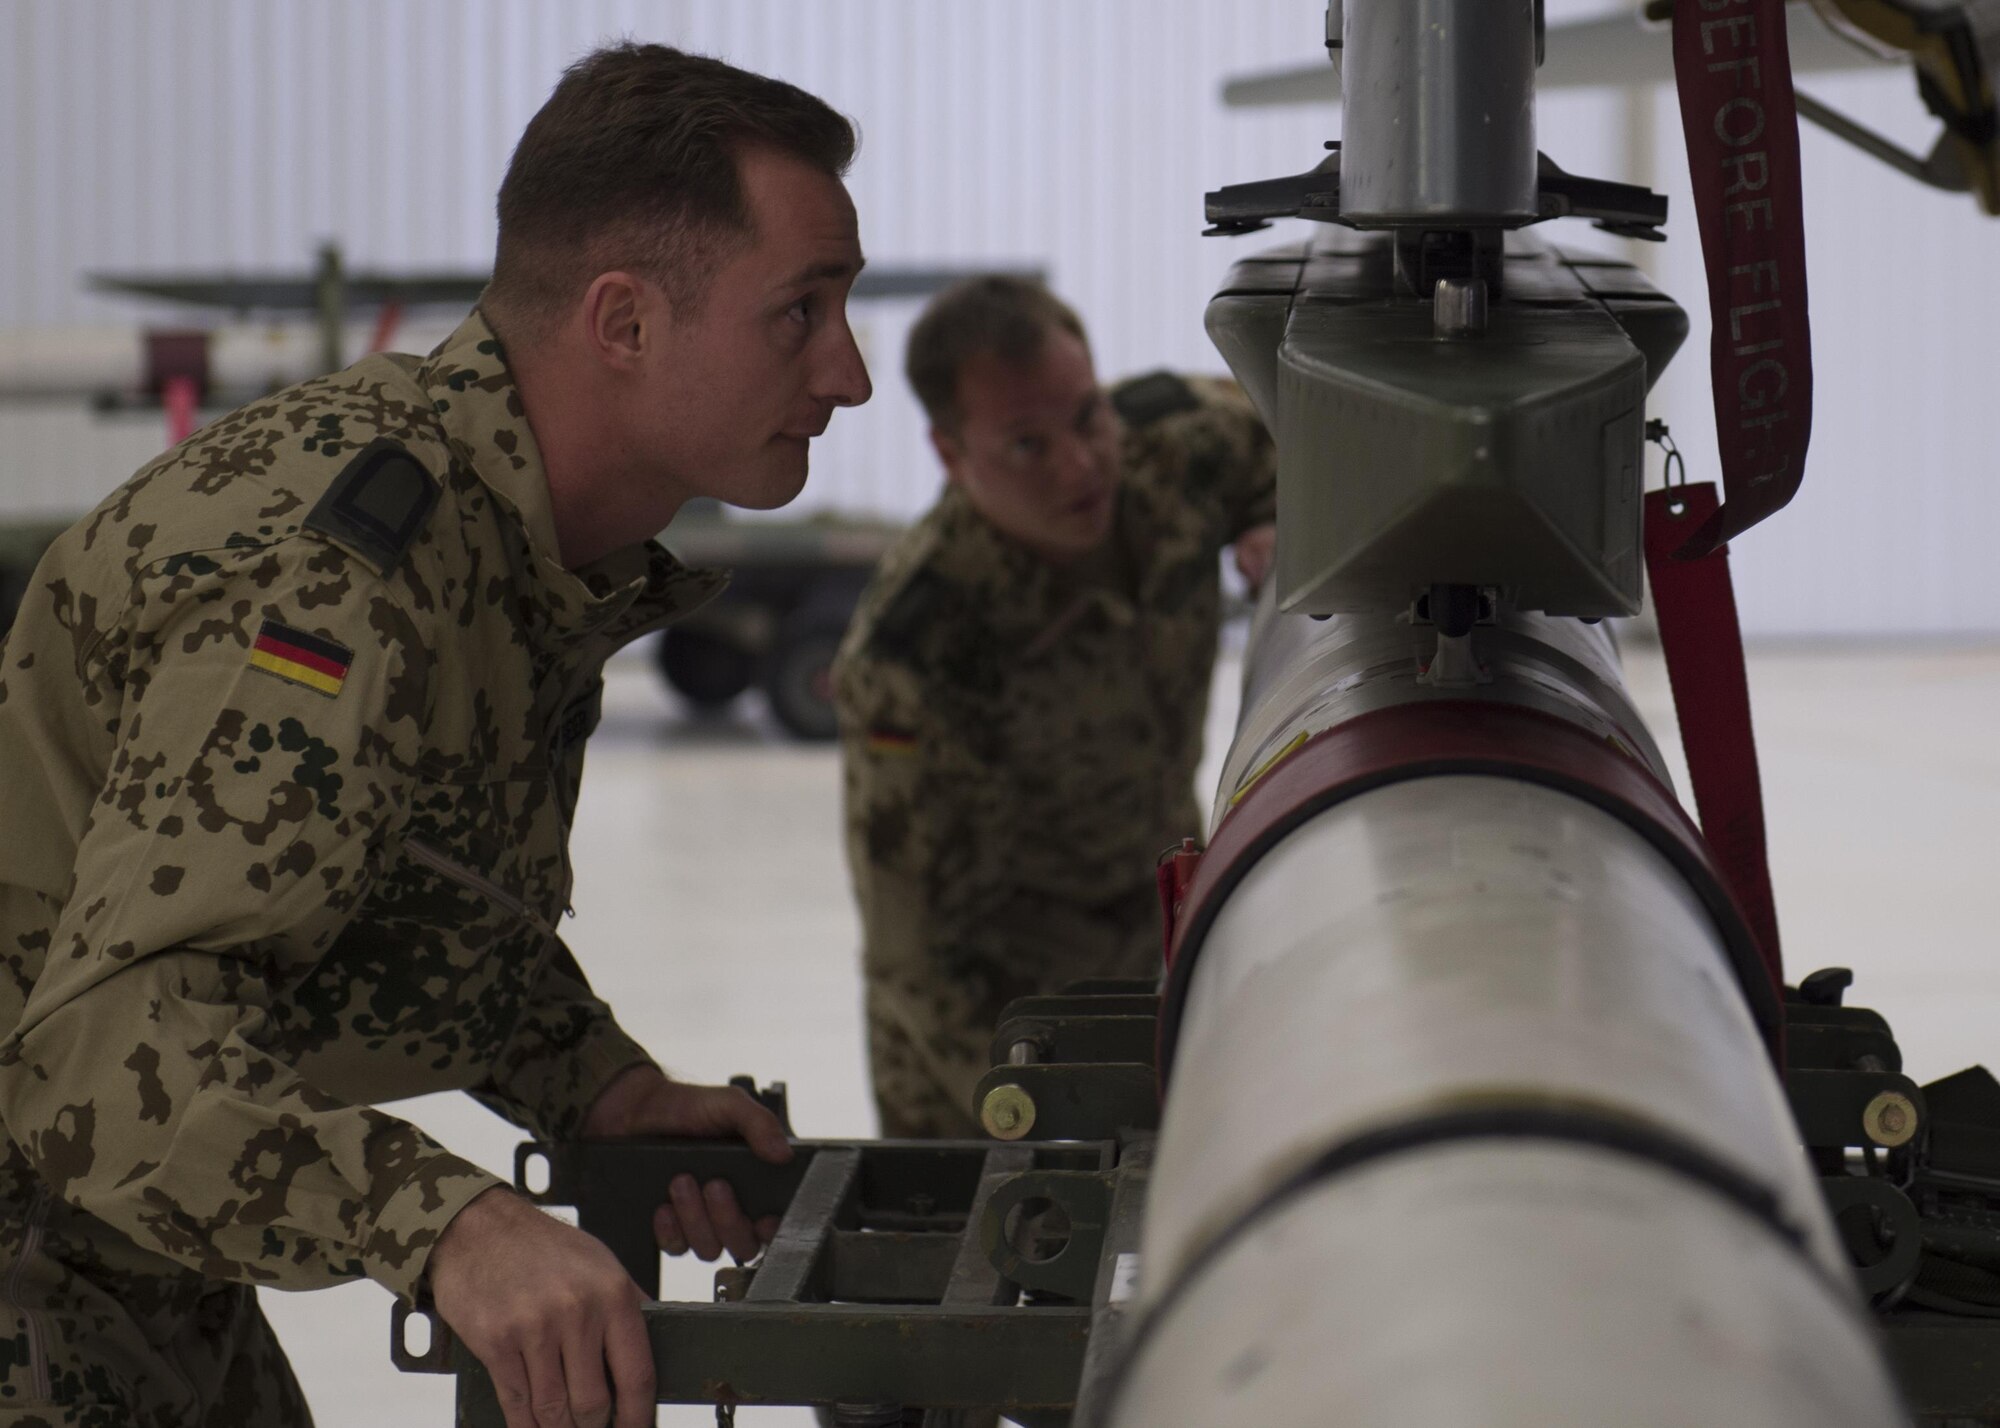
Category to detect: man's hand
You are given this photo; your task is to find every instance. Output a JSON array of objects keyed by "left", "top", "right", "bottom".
[
  {"left": 582, "top": 1066, "right": 792, "bottom": 1262},
  {"left": 1232, "top": 523, "right": 1276, "bottom": 593},
  {"left": 429, "top": 1186, "right": 656, "bottom": 1428}
]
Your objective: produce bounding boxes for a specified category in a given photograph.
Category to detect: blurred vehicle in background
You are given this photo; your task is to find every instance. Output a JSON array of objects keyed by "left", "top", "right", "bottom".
[{"left": 654, "top": 501, "right": 903, "bottom": 741}]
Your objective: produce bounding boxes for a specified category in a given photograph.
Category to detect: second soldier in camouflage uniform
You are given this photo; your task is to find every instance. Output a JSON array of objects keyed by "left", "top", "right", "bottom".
[
  {"left": 0, "top": 45, "right": 870, "bottom": 1427},
  {"left": 835, "top": 277, "right": 1275, "bottom": 1139}
]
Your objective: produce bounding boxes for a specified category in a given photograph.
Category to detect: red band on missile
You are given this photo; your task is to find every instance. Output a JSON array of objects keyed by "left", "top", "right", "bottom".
[{"left": 1157, "top": 699, "right": 1781, "bottom": 1083}]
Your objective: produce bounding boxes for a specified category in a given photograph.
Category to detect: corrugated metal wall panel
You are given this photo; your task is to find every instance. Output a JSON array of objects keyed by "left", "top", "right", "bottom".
[{"left": 2, "top": 1, "right": 1994, "bottom": 633}]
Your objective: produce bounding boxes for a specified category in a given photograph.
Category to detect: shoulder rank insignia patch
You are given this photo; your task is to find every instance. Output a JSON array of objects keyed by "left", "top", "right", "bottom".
[
  {"left": 1110, "top": 370, "right": 1200, "bottom": 428},
  {"left": 249, "top": 619, "right": 353, "bottom": 698},
  {"left": 304, "top": 438, "right": 439, "bottom": 576}
]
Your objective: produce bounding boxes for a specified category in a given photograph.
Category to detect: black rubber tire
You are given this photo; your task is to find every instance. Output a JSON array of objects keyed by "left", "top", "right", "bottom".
[
  {"left": 763, "top": 623, "right": 846, "bottom": 742},
  {"left": 655, "top": 627, "right": 757, "bottom": 709}
]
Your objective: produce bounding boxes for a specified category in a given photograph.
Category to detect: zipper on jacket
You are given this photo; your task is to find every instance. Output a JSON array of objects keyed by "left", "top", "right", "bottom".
[
  {"left": 2, "top": 1186, "right": 53, "bottom": 1400},
  {"left": 401, "top": 839, "right": 560, "bottom": 943}
]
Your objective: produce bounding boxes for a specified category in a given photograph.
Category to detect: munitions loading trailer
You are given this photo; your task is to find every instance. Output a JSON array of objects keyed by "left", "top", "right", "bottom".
[{"left": 392, "top": 974, "right": 2000, "bottom": 1425}]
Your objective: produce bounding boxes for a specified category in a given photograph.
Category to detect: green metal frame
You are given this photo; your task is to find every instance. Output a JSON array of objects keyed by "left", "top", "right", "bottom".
[
  {"left": 393, "top": 1128, "right": 1148, "bottom": 1424},
  {"left": 396, "top": 977, "right": 2000, "bottom": 1424}
]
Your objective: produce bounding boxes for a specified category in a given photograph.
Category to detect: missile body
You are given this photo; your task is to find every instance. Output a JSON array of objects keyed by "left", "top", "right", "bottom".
[{"left": 1104, "top": 601, "right": 1903, "bottom": 1425}]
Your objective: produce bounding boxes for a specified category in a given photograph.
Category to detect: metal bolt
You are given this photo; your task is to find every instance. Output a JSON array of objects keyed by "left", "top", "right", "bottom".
[
  {"left": 1433, "top": 275, "right": 1489, "bottom": 338},
  {"left": 981, "top": 1083, "right": 1038, "bottom": 1140},
  {"left": 1862, "top": 1090, "right": 1918, "bottom": 1148},
  {"left": 829, "top": 1406, "right": 904, "bottom": 1427}
]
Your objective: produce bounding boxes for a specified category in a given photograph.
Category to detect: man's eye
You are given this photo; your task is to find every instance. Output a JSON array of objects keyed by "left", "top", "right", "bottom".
[
  {"left": 1013, "top": 435, "right": 1048, "bottom": 459},
  {"left": 786, "top": 297, "right": 813, "bottom": 324}
]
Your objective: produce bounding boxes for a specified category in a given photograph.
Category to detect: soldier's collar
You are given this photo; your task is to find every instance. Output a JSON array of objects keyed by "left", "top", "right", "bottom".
[
  {"left": 419, "top": 311, "right": 725, "bottom": 644},
  {"left": 572, "top": 540, "right": 729, "bottom": 647},
  {"left": 927, "top": 489, "right": 1059, "bottom": 641}
]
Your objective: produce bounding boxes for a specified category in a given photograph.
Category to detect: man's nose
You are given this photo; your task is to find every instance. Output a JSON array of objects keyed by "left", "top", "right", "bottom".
[
  {"left": 1056, "top": 430, "right": 1103, "bottom": 487},
  {"left": 818, "top": 319, "right": 872, "bottom": 409}
]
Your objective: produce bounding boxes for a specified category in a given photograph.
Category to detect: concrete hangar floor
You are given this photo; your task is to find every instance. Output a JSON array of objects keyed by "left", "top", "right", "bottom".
[{"left": 258, "top": 631, "right": 2000, "bottom": 1427}]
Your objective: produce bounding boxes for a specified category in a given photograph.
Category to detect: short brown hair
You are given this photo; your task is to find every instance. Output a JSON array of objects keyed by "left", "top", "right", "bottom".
[
  {"left": 904, "top": 275, "right": 1088, "bottom": 430},
  {"left": 487, "top": 43, "right": 856, "bottom": 337}
]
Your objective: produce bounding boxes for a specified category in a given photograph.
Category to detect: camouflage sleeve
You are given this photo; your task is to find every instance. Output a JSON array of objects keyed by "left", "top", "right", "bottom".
[
  {"left": 470, "top": 943, "right": 655, "bottom": 1141},
  {"left": 0, "top": 538, "right": 502, "bottom": 1300},
  {"left": 1183, "top": 375, "right": 1278, "bottom": 542}
]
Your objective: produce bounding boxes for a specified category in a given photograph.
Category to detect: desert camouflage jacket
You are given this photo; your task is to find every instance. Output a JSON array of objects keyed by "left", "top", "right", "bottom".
[
  {"left": 0, "top": 311, "right": 721, "bottom": 1300},
  {"left": 834, "top": 372, "right": 1275, "bottom": 1091}
]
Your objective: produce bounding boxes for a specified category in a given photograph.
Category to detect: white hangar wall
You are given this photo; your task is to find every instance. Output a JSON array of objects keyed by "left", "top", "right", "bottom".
[{"left": 1, "top": 0, "right": 1993, "bottom": 635}]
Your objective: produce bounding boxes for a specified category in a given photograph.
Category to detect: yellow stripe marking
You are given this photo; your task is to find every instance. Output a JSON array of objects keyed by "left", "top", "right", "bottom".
[{"left": 1228, "top": 729, "right": 1311, "bottom": 807}]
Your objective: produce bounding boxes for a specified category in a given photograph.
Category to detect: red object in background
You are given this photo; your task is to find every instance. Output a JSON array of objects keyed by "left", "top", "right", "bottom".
[
  {"left": 144, "top": 329, "right": 210, "bottom": 448},
  {"left": 161, "top": 375, "right": 199, "bottom": 446},
  {"left": 367, "top": 299, "right": 405, "bottom": 355}
]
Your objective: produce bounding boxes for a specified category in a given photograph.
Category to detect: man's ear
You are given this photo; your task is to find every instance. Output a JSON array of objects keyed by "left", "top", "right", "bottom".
[
  {"left": 579, "top": 271, "right": 654, "bottom": 371},
  {"left": 930, "top": 426, "right": 965, "bottom": 487}
]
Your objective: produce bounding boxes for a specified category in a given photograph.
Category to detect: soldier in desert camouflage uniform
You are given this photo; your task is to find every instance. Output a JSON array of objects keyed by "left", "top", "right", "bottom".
[
  {"left": 0, "top": 45, "right": 869, "bottom": 1428},
  {"left": 834, "top": 277, "right": 1275, "bottom": 1139}
]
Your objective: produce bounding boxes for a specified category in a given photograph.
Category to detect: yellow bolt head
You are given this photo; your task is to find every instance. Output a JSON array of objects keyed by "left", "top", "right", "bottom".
[
  {"left": 981, "top": 1084, "right": 1037, "bottom": 1141},
  {"left": 1862, "top": 1090, "right": 1918, "bottom": 1148}
]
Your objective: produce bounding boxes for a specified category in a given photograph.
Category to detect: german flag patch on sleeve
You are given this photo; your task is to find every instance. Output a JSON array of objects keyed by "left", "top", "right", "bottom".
[
  {"left": 866, "top": 726, "right": 917, "bottom": 756},
  {"left": 248, "top": 619, "right": 354, "bottom": 698}
]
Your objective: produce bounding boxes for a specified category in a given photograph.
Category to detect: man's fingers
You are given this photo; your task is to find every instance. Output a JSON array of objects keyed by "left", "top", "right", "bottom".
[
  {"left": 670, "top": 1174, "right": 723, "bottom": 1261},
  {"left": 524, "top": 1338, "right": 577, "bottom": 1428},
  {"left": 606, "top": 1293, "right": 659, "bottom": 1428},
  {"left": 563, "top": 1326, "right": 614, "bottom": 1428},
  {"left": 697, "top": 1085, "right": 791, "bottom": 1163},
  {"left": 724, "top": 1089, "right": 795, "bottom": 1164},
  {"left": 703, "top": 1179, "right": 761, "bottom": 1263},
  {"left": 488, "top": 1355, "right": 539, "bottom": 1428},
  {"left": 747, "top": 1118, "right": 795, "bottom": 1164},
  {"left": 755, "top": 1214, "right": 782, "bottom": 1243},
  {"left": 652, "top": 1202, "right": 688, "bottom": 1256}
]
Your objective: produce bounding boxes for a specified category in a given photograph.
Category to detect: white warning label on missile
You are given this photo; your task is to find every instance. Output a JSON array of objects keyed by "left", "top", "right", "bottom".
[{"left": 1110, "top": 1252, "right": 1141, "bottom": 1303}]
